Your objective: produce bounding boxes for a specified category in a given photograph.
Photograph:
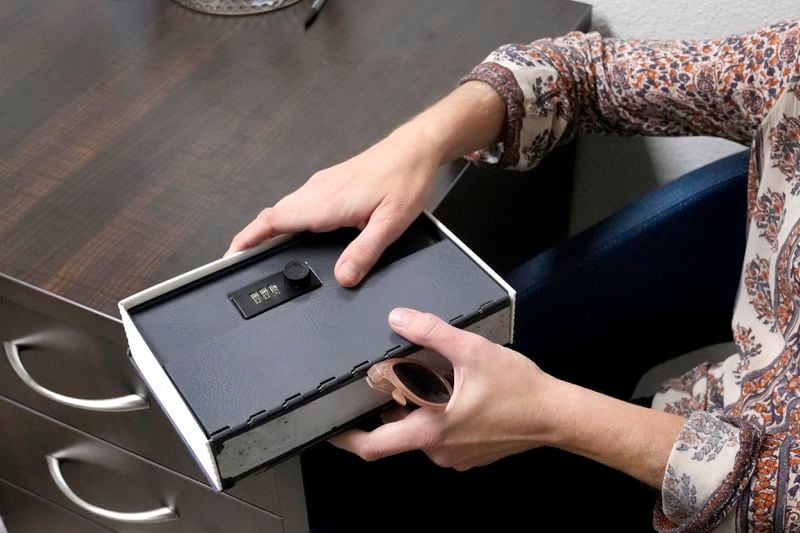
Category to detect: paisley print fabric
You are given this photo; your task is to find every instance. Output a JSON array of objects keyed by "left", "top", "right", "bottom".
[{"left": 461, "top": 19, "right": 800, "bottom": 531}]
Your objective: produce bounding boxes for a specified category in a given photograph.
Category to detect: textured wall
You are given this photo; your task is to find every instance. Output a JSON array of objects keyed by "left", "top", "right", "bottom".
[{"left": 569, "top": 2, "right": 799, "bottom": 233}]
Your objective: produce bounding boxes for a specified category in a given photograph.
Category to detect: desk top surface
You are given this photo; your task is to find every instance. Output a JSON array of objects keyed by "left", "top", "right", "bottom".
[{"left": 0, "top": 0, "right": 590, "bottom": 317}]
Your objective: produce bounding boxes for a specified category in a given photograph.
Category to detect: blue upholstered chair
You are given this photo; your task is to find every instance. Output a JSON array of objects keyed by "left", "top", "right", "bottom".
[{"left": 509, "top": 150, "right": 750, "bottom": 402}]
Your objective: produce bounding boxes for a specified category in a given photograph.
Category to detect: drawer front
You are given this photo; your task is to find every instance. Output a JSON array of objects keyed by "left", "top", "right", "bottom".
[
  {"left": 0, "top": 277, "right": 287, "bottom": 516},
  {"left": 0, "top": 478, "right": 112, "bottom": 533},
  {"left": 0, "top": 396, "right": 284, "bottom": 533}
]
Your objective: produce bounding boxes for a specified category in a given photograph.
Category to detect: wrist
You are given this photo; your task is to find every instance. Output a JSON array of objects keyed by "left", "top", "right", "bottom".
[
  {"left": 544, "top": 380, "right": 686, "bottom": 487},
  {"left": 525, "top": 374, "right": 578, "bottom": 448},
  {"left": 388, "top": 81, "right": 506, "bottom": 166},
  {"left": 388, "top": 119, "right": 450, "bottom": 167},
  {"left": 543, "top": 380, "right": 596, "bottom": 450}
]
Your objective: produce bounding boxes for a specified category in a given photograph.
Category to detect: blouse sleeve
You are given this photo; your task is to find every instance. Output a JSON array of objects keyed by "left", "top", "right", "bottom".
[
  {"left": 460, "top": 19, "right": 800, "bottom": 531},
  {"left": 652, "top": 411, "right": 800, "bottom": 532},
  {"left": 460, "top": 19, "right": 800, "bottom": 170}
]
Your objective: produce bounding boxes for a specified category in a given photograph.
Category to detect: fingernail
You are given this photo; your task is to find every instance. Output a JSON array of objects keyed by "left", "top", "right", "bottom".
[
  {"left": 389, "top": 307, "right": 412, "bottom": 328},
  {"left": 339, "top": 260, "right": 361, "bottom": 283}
]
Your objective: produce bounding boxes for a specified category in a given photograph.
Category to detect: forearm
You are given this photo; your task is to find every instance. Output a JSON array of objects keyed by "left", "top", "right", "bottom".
[
  {"left": 388, "top": 81, "right": 506, "bottom": 166},
  {"left": 546, "top": 381, "right": 792, "bottom": 529},
  {"left": 458, "top": 20, "right": 800, "bottom": 171},
  {"left": 546, "top": 379, "right": 685, "bottom": 488}
]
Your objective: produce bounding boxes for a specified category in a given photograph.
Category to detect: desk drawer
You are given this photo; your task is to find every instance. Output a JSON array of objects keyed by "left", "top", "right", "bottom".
[
  {"left": 0, "top": 478, "right": 112, "bottom": 533},
  {"left": 0, "top": 396, "right": 284, "bottom": 533},
  {"left": 0, "top": 277, "right": 287, "bottom": 516}
]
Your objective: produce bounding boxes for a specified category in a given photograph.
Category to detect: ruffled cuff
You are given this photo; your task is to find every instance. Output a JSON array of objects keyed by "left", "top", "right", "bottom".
[
  {"left": 654, "top": 411, "right": 764, "bottom": 532},
  {"left": 458, "top": 41, "right": 574, "bottom": 172},
  {"left": 459, "top": 62, "right": 526, "bottom": 169}
]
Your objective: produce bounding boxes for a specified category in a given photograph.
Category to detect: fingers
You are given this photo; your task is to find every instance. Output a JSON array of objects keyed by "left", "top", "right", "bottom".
[
  {"left": 328, "top": 413, "right": 436, "bottom": 462},
  {"left": 380, "top": 405, "right": 411, "bottom": 424},
  {"left": 226, "top": 210, "right": 276, "bottom": 256},
  {"left": 334, "top": 205, "right": 408, "bottom": 287},
  {"left": 225, "top": 206, "right": 299, "bottom": 257},
  {"left": 387, "top": 308, "right": 483, "bottom": 366}
]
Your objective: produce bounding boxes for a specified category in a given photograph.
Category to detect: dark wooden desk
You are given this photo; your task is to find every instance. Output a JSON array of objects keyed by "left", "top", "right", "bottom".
[
  {"left": 0, "top": 0, "right": 590, "bottom": 316},
  {"left": 0, "top": 1, "right": 591, "bottom": 531}
]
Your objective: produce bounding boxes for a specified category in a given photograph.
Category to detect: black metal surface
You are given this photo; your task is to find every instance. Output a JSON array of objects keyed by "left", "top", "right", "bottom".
[{"left": 128, "top": 217, "right": 509, "bottom": 436}]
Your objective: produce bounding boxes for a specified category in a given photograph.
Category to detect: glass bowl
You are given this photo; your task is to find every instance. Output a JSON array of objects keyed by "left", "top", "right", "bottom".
[{"left": 171, "top": 0, "right": 302, "bottom": 16}]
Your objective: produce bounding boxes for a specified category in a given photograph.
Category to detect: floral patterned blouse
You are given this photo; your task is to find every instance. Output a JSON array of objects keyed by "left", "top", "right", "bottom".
[{"left": 462, "top": 19, "right": 800, "bottom": 532}]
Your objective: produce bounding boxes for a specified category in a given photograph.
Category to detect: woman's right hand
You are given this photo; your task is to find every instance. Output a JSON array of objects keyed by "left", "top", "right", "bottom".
[
  {"left": 226, "top": 81, "right": 507, "bottom": 286},
  {"left": 225, "top": 126, "right": 441, "bottom": 287}
]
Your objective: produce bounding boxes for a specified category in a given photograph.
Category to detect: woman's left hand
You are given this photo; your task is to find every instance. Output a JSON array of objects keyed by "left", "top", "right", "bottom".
[
  {"left": 332, "top": 307, "right": 686, "bottom": 488},
  {"left": 329, "top": 307, "right": 565, "bottom": 471}
]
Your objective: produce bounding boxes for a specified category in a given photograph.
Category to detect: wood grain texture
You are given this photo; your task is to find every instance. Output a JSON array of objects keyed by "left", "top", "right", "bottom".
[{"left": 0, "top": 0, "right": 591, "bottom": 316}]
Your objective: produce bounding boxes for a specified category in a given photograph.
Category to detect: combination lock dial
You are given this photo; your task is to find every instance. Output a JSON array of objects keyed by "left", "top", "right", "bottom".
[
  {"left": 229, "top": 259, "right": 322, "bottom": 319},
  {"left": 283, "top": 260, "right": 312, "bottom": 290}
]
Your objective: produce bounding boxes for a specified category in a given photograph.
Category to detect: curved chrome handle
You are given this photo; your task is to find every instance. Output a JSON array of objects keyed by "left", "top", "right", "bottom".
[
  {"left": 4, "top": 341, "right": 149, "bottom": 412},
  {"left": 47, "top": 455, "right": 178, "bottom": 524}
]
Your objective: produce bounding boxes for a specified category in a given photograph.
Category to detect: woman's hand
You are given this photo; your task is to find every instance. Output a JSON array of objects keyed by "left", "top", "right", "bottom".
[
  {"left": 329, "top": 308, "right": 565, "bottom": 470},
  {"left": 330, "top": 307, "right": 686, "bottom": 487},
  {"left": 225, "top": 128, "right": 439, "bottom": 287},
  {"left": 226, "top": 81, "right": 507, "bottom": 286}
]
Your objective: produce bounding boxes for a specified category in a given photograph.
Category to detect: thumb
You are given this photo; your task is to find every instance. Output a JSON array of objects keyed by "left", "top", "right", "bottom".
[{"left": 388, "top": 308, "right": 482, "bottom": 366}]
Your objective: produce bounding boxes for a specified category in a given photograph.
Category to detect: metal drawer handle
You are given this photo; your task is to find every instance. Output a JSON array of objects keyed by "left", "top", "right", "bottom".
[
  {"left": 4, "top": 341, "right": 149, "bottom": 412},
  {"left": 47, "top": 455, "right": 179, "bottom": 524}
]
